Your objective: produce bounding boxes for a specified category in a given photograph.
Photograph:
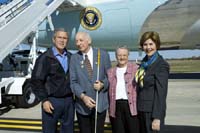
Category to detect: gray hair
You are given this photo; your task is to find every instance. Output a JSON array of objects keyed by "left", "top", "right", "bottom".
[
  {"left": 115, "top": 45, "right": 130, "bottom": 56},
  {"left": 76, "top": 32, "right": 92, "bottom": 44},
  {"left": 84, "top": 32, "right": 92, "bottom": 44}
]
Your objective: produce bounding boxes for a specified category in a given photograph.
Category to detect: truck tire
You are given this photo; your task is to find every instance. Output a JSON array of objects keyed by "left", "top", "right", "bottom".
[{"left": 15, "top": 79, "right": 39, "bottom": 108}]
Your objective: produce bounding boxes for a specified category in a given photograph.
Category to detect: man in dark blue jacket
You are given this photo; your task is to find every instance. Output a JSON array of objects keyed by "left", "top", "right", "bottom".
[{"left": 31, "top": 28, "right": 74, "bottom": 133}]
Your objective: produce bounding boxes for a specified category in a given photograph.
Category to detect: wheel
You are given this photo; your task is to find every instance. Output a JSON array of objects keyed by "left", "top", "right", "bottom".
[{"left": 15, "top": 79, "right": 39, "bottom": 108}]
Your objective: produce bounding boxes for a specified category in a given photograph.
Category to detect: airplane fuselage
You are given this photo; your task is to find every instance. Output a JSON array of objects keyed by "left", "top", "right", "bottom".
[{"left": 38, "top": 0, "right": 168, "bottom": 50}]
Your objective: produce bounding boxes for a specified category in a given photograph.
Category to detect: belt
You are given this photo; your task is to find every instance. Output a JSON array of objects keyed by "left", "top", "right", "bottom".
[{"left": 116, "top": 99, "right": 128, "bottom": 101}]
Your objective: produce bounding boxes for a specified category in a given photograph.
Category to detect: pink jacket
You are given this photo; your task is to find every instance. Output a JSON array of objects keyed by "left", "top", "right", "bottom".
[{"left": 107, "top": 62, "right": 138, "bottom": 117}]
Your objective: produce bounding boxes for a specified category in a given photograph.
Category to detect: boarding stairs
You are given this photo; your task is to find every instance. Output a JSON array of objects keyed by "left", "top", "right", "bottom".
[
  {"left": 0, "top": 0, "right": 87, "bottom": 104},
  {"left": 0, "top": 0, "right": 87, "bottom": 63},
  {"left": 0, "top": 0, "right": 67, "bottom": 62}
]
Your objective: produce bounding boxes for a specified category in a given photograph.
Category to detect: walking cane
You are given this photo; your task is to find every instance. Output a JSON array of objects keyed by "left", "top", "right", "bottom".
[{"left": 95, "top": 49, "right": 100, "bottom": 133}]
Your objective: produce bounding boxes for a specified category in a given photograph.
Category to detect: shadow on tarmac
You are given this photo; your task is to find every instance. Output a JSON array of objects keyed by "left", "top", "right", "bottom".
[
  {"left": 164, "top": 125, "right": 200, "bottom": 133},
  {"left": 169, "top": 73, "right": 200, "bottom": 79},
  {"left": 0, "top": 100, "right": 12, "bottom": 115},
  {"left": 0, "top": 106, "right": 12, "bottom": 115}
]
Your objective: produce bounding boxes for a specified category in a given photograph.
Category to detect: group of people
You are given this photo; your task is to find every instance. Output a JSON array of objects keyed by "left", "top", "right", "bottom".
[{"left": 30, "top": 28, "right": 169, "bottom": 133}]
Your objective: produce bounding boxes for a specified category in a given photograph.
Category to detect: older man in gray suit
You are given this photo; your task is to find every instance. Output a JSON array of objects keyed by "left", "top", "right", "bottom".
[{"left": 70, "top": 32, "right": 111, "bottom": 133}]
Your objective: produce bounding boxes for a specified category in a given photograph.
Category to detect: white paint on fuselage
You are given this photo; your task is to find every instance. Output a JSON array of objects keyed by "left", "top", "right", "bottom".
[{"left": 86, "top": 0, "right": 124, "bottom": 6}]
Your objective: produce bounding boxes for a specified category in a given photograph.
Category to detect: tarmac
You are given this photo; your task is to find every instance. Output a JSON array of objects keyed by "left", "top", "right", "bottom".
[{"left": 0, "top": 79, "right": 200, "bottom": 133}]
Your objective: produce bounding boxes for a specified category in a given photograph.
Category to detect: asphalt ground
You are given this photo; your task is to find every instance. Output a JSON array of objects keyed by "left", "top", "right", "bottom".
[{"left": 0, "top": 79, "right": 200, "bottom": 133}]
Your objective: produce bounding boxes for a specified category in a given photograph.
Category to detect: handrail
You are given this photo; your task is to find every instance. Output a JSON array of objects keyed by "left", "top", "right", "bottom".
[
  {"left": 0, "top": 0, "right": 32, "bottom": 27},
  {"left": 0, "top": 0, "right": 65, "bottom": 62},
  {"left": 0, "top": 0, "right": 23, "bottom": 16}
]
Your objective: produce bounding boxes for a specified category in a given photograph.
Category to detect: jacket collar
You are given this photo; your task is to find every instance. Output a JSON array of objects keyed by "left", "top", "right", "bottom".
[
  {"left": 46, "top": 47, "right": 71, "bottom": 59},
  {"left": 112, "top": 62, "right": 135, "bottom": 76}
]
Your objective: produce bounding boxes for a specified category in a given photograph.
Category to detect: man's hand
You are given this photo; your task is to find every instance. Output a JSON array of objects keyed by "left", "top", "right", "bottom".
[
  {"left": 93, "top": 80, "right": 104, "bottom": 91},
  {"left": 152, "top": 119, "right": 160, "bottom": 131},
  {"left": 80, "top": 93, "right": 96, "bottom": 109},
  {"left": 42, "top": 100, "right": 54, "bottom": 114}
]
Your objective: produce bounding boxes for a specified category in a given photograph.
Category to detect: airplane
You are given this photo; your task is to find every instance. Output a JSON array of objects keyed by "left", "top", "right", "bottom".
[
  {"left": 140, "top": 0, "right": 200, "bottom": 50},
  {"left": 1, "top": 0, "right": 200, "bottom": 109},
  {"left": 37, "top": 0, "right": 169, "bottom": 51},
  {"left": 36, "top": 0, "right": 200, "bottom": 51}
]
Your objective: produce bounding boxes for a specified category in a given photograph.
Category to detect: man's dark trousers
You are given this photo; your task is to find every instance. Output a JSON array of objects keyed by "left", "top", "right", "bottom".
[{"left": 42, "top": 97, "right": 74, "bottom": 133}]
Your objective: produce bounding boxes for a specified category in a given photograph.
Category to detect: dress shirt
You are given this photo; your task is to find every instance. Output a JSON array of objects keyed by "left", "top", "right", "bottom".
[
  {"left": 83, "top": 46, "right": 93, "bottom": 69},
  {"left": 52, "top": 47, "right": 68, "bottom": 72}
]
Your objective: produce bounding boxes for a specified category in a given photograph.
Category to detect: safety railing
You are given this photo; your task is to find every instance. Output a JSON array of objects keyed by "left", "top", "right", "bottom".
[{"left": 0, "top": 0, "right": 32, "bottom": 28}]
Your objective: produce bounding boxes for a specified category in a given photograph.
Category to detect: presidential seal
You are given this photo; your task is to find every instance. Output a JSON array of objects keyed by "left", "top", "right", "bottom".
[{"left": 80, "top": 7, "right": 102, "bottom": 30}]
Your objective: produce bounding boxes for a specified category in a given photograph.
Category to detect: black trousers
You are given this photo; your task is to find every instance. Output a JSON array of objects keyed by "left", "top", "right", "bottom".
[
  {"left": 138, "top": 111, "right": 164, "bottom": 133},
  {"left": 76, "top": 109, "right": 106, "bottom": 133},
  {"left": 110, "top": 100, "right": 139, "bottom": 133}
]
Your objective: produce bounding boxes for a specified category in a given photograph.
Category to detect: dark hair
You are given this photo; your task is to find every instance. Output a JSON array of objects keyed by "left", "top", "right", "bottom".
[{"left": 139, "top": 31, "right": 161, "bottom": 50}]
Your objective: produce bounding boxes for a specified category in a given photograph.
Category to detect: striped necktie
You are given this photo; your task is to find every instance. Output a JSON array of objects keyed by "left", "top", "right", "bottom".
[{"left": 84, "top": 54, "right": 93, "bottom": 79}]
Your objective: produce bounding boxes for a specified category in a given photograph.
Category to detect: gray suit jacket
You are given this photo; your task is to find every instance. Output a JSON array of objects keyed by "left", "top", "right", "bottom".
[{"left": 70, "top": 47, "right": 111, "bottom": 115}]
